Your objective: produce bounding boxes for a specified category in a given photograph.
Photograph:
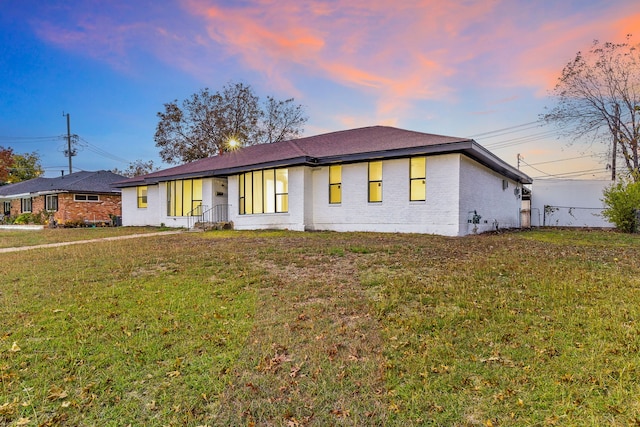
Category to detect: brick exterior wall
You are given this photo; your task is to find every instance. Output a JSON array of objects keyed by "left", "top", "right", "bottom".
[
  {"left": 7, "top": 193, "right": 121, "bottom": 225},
  {"left": 55, "top": 193, "right": 122, "bottom": 224}
]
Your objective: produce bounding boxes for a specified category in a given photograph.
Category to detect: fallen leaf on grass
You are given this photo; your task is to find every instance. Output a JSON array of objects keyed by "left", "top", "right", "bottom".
[
  {"left": 47, "top": 385, "right": 68, "bottom": 401},
  {"left": 15, "top": 417, "right": 31, "bottom": 426},
  {"left": 10, "top": 342, "right": 20, "bottom": 352},
  {"left": 331, "top": 408, "right": 350, "bottom": 418},
  {"left": 0, "top": 400, "right": 18, "bottom": 416},
  {"left": 289, "top": 364, "right": 303, "bottom": 378},
  {"left": 166, "top": 370, "right": 181, "bottom": 378}
]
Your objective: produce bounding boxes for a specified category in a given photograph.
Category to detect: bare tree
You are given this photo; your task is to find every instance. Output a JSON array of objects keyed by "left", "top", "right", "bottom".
[
  {"left": 259, "top": 96, "right": 307, "bottom": 144},
  {"left": 543, "top": 35, "right": 640, "bottom": 179},
  {"left": 113, "top": 159, "right": 159, "bottom": 178},
  {"left": 154, "top": 82, "right": 308, "bottom": 164}
]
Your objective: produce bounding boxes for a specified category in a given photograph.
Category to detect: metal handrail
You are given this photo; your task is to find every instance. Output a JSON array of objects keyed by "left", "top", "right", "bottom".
[
  {"left": 188, "top": 204, "right": 230, "bottom": 229},
  {"left": 186, "top": 204, "right": 207, "bottom": 230}
]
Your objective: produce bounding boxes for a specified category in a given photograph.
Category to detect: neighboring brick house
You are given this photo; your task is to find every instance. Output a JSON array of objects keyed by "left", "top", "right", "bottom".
[
  {"left": 115, "top": 126, "right": 533, "bottom": 236},
  {"left": 0, "top": 170, "right": 125, "bottom": 226}
]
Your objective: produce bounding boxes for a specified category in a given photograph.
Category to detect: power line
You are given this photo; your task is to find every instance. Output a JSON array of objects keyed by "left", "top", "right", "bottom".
[
  {"left": 526, "top": 153, "right": 601, "bottom": 166},
  {"left": 466, "top": 120, "right": 542, "bottom": 138},
  {"left": 0, "top": 135, "right": 63, "bottom": 144},
  {"left": 77, "top": 137, "right": 130, "bottom": 164}
]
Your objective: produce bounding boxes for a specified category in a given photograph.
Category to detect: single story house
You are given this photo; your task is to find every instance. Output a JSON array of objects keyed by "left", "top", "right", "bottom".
[
  {"left": 530, "top": 179, "right": 614, "bottom": 228},
  {"left": 0, "top": 170, "right": 125, "bottom": 226},
  {"left": 115, "top": 126, "right": 532, "bottom": 236}
]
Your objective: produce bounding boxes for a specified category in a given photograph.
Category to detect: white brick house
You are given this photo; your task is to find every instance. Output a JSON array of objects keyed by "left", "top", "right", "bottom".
[{"left": 115, "top": 126, "right": 532, "bottom": 236}]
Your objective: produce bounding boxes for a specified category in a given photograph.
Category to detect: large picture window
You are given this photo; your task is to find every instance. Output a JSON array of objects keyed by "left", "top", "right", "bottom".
[
  {"left": 410, "top": 157, "right": 426, "bottom": 201},
  {"left": 166, "top": 179, "right": 202, "bottom": 216},
  {"left": 329, "top": 165, "right": 341, "bottom": 204},
  {"left": 45, "top": 194, "right": 58, "bottom": 211},
  {"left": 368, "top": 161, "right": 382, "bottom": 203},
  {"left": 137, "top": 186, "right": 148, "bottom": 208},
  {"left": 239, "top": 168, "right": 288, "bottom": 215}
]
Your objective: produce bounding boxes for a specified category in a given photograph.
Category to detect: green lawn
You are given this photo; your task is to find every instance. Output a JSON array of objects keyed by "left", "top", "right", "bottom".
[
  {"left": 0, "top": 226, "right": 168, "bottom": 249},
  {"left": 1, "top": 229, "right": 639, "bottom": 426}
]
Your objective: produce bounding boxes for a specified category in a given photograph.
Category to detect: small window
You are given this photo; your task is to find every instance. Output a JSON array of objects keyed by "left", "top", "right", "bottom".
[
  {"left": 45, "top": 194, "right": 58, "bottom": 211},
  {"left": 74, "top": 194, "right": 100, "bottom": 202},
  {"left": 3, "top": 201, "right": 10, "bottom": 216},
  {"left": 368, "top": 161, "right": 382, "bottom": 203},
  {"left": 502, "top": 179, "right": 509, "bottom": 190},
  {"left": 137, "top": 186, "right": 148, "bottom": 208},
  {"left": 410, "top": 157, "right": 426, "bottom": 201},
  {"left": 21, "top": 198, "right": 32, "bottom": 213},
  {"left": 329, "top": 165, "right": 342, "bottom": 204}
]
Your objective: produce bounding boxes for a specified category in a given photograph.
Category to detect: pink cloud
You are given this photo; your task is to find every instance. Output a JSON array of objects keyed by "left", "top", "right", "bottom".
[
  {"left": 31, "top": 0, "right": 639, "bottom": 129},
  {"left": 180, "top": 0, "right": 506, "bottom": 122}
]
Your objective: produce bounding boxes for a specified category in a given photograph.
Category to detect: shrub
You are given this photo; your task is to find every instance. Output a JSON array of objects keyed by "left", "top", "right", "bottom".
[
  {"left": 12, "top": 213, "right": 33, "bottom": 224},
  {"left": 602, "top": 175, "right": 640, "bottom": 232}
]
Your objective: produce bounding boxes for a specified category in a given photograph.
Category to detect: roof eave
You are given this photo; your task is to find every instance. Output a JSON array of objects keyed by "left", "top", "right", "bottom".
[
  {"left": 212, "top": 156, "right": 314, "bottom": 176},
  {"left": 464, "top": 142, "right": 533, "bottom": 184}
]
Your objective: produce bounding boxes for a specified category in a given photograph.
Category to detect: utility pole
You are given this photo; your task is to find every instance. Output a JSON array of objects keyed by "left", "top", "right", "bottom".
[{"left": 63, "top": 112, "right": 76, "bottom": 174}]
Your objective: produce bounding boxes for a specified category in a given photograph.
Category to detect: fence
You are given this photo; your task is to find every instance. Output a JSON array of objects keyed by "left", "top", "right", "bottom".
[{"left": 531, "top": 205, "right": 611, "bottom": 228}]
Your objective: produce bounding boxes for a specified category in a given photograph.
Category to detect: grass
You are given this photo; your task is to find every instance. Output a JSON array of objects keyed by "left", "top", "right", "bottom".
[
  {"left": 1, "top": 228, "right": 640, "bottom": 426},
  {"left": 0, "top": 226, "right": 168, "bottom": 249}
]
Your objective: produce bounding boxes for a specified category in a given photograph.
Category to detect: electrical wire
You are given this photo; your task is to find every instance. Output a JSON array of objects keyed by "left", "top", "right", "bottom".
[{"left": 76, "top": 137, "right": 130, "bottom": 164}]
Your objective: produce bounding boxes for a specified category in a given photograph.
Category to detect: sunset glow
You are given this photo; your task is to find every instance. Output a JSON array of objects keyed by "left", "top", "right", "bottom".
[{"left": 0, "top": 0, "right": 638, "bottom": 179}]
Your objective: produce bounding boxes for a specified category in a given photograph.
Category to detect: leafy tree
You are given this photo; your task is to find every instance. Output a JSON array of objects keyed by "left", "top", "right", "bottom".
[
  {"left": 113, "top": 159, "right": 159, "bottom": 177},
  {"left": 0, "top": 146, "right": 13, "bottom": 183},
  {"left": 1, "top": 147, "right": 43, "bottom": 184},
  {"left": 8, "top": 151, "right": 44, "bottom": 183},
  {"left": 154, "top": 82, "right": 308, "bottom": 164},
  {"left": 602, "top": 174, "right": 640, "bottom": 232},
  {"left": 543, "top": 35, "right": 640, "bottom": 178}
]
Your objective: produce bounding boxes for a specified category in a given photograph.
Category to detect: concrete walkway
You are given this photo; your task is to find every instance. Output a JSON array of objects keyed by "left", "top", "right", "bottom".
[{"left": 0, "top": 230, "right": 183, "bottom": 253}]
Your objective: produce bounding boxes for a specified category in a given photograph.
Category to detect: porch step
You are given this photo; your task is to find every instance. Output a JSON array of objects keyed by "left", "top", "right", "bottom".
[{"left": 192, "top": 221, "right": 234, "bottom": 231}]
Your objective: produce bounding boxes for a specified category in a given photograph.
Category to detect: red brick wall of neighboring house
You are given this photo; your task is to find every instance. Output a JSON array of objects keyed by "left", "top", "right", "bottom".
[
  {"left": 55, "top": 193, "right": 122, "bottom": 224},
  {"left": 9, "top": 199, "right": 20, "bottom": 216},
  {"left": 7, "top": 193, "right": 122, "bottom": 224},
  {"left": 32, "top": 196, "right": 44, "bottom": 214}
]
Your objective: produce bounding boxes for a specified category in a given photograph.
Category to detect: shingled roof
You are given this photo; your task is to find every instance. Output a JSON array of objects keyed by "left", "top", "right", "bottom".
[
  {"left": 0, "top": 170, "right": 126, "bottom": 197},
  {"left": 115, "top": 126, "right": 532, "bottom": 187}
]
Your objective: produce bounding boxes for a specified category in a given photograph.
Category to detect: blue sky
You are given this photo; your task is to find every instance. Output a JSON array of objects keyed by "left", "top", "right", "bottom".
[{"left": 1, "top": 0, "right": 638, "bottom": 179}]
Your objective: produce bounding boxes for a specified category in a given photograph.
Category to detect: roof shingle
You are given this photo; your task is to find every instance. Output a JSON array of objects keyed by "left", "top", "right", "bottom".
[
  {"left": 114, "top": 126, "right": 531, "bottom": 186},
  {"left": 0, "top": 170, "right": 126, "bottom": 197}
]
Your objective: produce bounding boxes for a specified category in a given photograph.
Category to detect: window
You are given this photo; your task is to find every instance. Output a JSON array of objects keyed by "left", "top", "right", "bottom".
[
  {"left": 21, "top": 198, "right": 32, "bottom": 213},
  {"left": 368, "top": 161, "right": 382, "bottom": 203},
  {"left": 329, "top": 165, "right": 341, "bottom": 204},
  {"left": 166, "top": 179, "right": 202, "bottom": 216},
  {"left": 410, "top": 157, "right": 426, "bottom": 201},
  {"left": 137, "top": 186, "right": 148, "bottom": 208},
  {"left": 74, "top": 194, "right": 100, "bottom": 202},
  {"left": 239, "top": 168, "right": 288, "bottom": 215},
  {"left": 3, "top": 201, "right": 10, "bottom": 215},
  {"left": 45, "top": 194, "right": 58, "bottom": 211}
]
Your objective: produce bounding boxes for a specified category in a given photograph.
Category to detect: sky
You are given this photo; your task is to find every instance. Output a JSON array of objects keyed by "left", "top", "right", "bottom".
[{"left": 1, "top": 0, "right": 639, "bottom": 180}]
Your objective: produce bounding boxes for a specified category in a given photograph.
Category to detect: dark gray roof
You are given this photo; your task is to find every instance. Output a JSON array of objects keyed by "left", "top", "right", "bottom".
[
  {"left": 0, "top": 170, "right": 126, "bottom": 197},
  {"left": 115, "top": 126, "right": 532, "bottom": 187}
]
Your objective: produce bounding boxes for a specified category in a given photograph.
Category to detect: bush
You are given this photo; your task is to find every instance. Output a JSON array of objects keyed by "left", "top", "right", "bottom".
[
  {"left": 12, "top": 213, "right": 32, "bottom": 224},
  {"left": 602, "top": 176, "right": 640, "bottom": 232}
]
